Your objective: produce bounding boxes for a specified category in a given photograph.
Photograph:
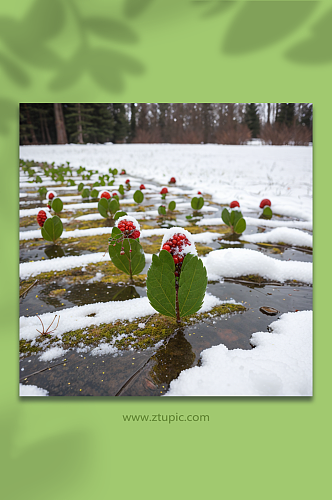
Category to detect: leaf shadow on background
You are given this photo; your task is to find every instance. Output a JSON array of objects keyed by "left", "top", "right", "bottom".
[
  {"left": 1, "top": 410, "right": 90, "bottom": 500},
  {"left": 222, "top": 1, "right": 318, "bottom": 55},
  {"left": 191, "top": 0, "right": 236, "bottom": 19},
  {"left": 0, "top": 0, "right": 65, "bottom": 73},
  {"left": 0, "top": 53, "right": 30, "bottom": 87},
  {"left": 50, "top": 46, "right": 144, "bottom": 92},
  {"left": 0, "top": 98, "right": 16, "bottom": 135},
  {"left": 123, "top": 0, "right": 154, "bottom": 18},
  {"left": 285, "top": 7, "right": 332, "bottom": 64},
  {"left": 49, "top": 6, "right": 144, "bottom": 92}
]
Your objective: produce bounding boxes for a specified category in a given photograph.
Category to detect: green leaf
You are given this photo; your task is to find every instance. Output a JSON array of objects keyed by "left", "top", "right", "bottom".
[
  {"left": 168, "top": 200, "right": 176, "bottom": 211},
  {"left": 234, "top": 217, "right": 246, "bottom": 234},
  {"left": 98, "top": 198, "right": 109, "bottom": 218},
  {"left": 133, "top": 189, "right": 144, "bottom": 204},
  {"left": 93, "top": 181, "right": 101, "bottom": 187},
  {"left": 51, "top": 197, "right": 63, "bottom": 213},
  {"left": 221, "top": 208, "right": 230, "bottom": 226},
  {"left": 196, "top": 196, "right": 204, "bottom": 210},
  {"left": 113, "top": 168, "right": 118, "bottom": 175},
  {"left": 158, "top": 205, "right": 166, "bottom": 215},
  {"left": 191, "top": 197, "right": 198, "bottom": 210},
  {"left": 78, "top": 182, "right": 84, "bottom": 192},
  {"left": 108, "top": 198, "right": 120, "bottom": 214},
  {"left": 118, "top": 184, "right": 125, "bottom": 195},
  {"left": 108, "top": 179, "right": 115, "bottom": 186},
  {"left": 178, "top": 254, "right": 207, "bottom": 317},
  {"left": 109, "top": 238, "right": 145, "bottom": 276},
  {"left": 91, "top": 189, "right": 99, "bottom": 198},
  {"left": 230, "top": 210, "right": 242, "bottom": 227},
  {"left": 41, "top": 216, "right": 63, "bottom": 243},
  {"left": 82, "top": 188, "right": 90, "bottom": 198},
  {"left": 146, "top": 250, "right": 176, "bottom": 318},
  {"left": 114, "top": 211, "right": 127, "bottom": 220},
  {"left": 263, "top": 206, "right": 273, "bottom": 219}
]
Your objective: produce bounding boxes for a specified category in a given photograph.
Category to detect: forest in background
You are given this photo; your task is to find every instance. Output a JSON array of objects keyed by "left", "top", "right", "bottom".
[{"left": 20, "top": 103, "right": 313, "bottom": 146}]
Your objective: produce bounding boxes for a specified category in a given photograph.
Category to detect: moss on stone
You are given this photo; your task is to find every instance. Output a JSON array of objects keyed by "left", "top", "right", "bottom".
[
  {"left": 195, "top": 243, "right": 213, "bottom": 256},
  {"left": 19, "top": 302, "right": 246, "bottom": 357}
]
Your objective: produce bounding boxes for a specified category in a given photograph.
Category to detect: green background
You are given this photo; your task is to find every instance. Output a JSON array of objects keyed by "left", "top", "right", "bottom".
[{"left": 1, "top": 0, "right": 327, "bottom": 498}]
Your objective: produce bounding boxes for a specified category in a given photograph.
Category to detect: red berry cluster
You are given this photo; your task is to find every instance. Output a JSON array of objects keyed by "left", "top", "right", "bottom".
[
  {"left": 140, "top": 184, "right": 145, "bottom": 190},
  {"left": 162, "top": 233, "right": 191, "bottom": 277},
  {"left": 260, "top": 198, "right": 271, "bottom": 209},
  {"left": 125, "top": 179, "right": 130, "bottom": 184},
  {"left": 230, "top": 200, "right": 240, "bottom": 208},
  {"left": 48, "top": 193, "right": 55, "bottom": 200},
  {"left": 160, "top": 187, "right": 168, "bottom": 195},
  {"left": 169, "top": 177, "right": 176, "bottom": 184},
  {"left": 117, "top": 219, "right": 140, "bottom": 239},
  {"left": 37, "top": 210, "right": 47, "bottom": 227},
  {"left": 101, "top": 191, "right": 111, "bottom": 199}
]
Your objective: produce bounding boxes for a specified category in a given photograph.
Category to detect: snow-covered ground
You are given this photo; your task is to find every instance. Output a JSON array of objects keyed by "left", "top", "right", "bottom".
[
  {"left": 165, "top": 310, "right": 312, "bottom": 396},
  {"left": 19, "top": 144, "right": 313, "bottom": 396},
  {"left": 20, "top": 144, "right": 312, "bottom": 220}
]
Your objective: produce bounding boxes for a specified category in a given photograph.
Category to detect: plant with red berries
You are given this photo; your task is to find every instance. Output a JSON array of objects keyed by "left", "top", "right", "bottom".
[
  {"left": 147, "top": 228, "right": 207, "bottom": 324},
  {"left": 191, "top": 196, "right": 204, "bottom": 211},
  {"left": 160, "top": 187, "right": 168, "bottom": 200},
  {"left": 120, "top": 169, "right": 126, "bottom": 175},
  {"left": 221, "top": 206, "right": 246, "bottom": 235},
  {"left": 169, "top": 177, "right": 176, "bottom": 184},
  {"left": 37, "top": 212, "right": 63, "bottom": 244},
  {"left": 98, "top": 193, "right": 120, "bottom": 219},
  {"left": 108, "top": 216, "right": 145, "bottom": 283},
  {"left": 260, "top": 199, "right": 272, "bottom": 219},
  {"left": 229, "top": 200, "right": 240, "bottom": 209}
]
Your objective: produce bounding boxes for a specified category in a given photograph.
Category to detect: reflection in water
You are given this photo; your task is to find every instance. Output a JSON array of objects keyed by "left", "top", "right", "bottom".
[
  {"left": 149, "top": 328, "right": 195, "bottom": 387},
  {"left": 44, "top": 244, "right": 65, "bottom": 259}
]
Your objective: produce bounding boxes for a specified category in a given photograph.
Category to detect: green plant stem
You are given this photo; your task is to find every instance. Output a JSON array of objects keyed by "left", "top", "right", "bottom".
[{"left": 175, "top": 285, "right": 181, "bottom": 324}]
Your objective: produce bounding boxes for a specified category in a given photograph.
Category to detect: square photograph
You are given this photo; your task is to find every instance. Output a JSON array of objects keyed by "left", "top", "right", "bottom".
[{"left": 19, "top": 103, "right": 312, "bottom": 396}]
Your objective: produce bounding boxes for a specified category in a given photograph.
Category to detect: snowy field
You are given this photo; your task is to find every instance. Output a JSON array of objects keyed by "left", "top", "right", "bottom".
[{"left": 19, "top": 144, "right": 313, "bottom": 397}]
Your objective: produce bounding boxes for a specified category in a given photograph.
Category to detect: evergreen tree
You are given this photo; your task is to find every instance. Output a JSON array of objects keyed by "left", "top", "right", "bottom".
[
  {"left": 244, "top": 103, "right": 260, "bottom": 138},
  {"left": 65, "top": 104, "right": 99, "bottom": 143},
  {"left": 91, "top": 104, "right": 115, "bottom": 143},
  {"left": 112, "top": 103, "right": 128, "bottom": 143},
  {"left": 276, "top": 103, "right": 295, "bottom": 127}
]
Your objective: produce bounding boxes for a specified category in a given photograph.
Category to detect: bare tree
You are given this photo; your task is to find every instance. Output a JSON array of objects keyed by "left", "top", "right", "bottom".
[{"left": 54, "top": 103, "right": 68, "bottom": 144}]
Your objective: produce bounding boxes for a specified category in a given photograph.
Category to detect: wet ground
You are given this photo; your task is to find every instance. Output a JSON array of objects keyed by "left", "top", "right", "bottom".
[{"left": 19, "top": 168, "right": 312, "bottom": 396}]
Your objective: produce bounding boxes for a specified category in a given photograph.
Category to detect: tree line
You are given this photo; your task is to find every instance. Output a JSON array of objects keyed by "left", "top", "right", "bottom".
[{"left": 20, "top": 103, "right": 312, "bottom": 146}]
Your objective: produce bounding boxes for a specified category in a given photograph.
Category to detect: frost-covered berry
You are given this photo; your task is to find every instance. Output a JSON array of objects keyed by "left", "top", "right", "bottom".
[
  {"left": 160, "top": 187, "right": 168, "bottom": 195},
  {"left": 169, "top": 177, "right": 176, "bottom": 184},
  {"left": 125, "top": 179, "right": 130, "bottom": 184},
  {"left": 260, "top": 198, "right": 271, "bottom": 209},
  {"left": 46, "top": 190, "right": 57, "bottom": 201},
  {"left": 100, "top": 191, "right": 111, "bottom": 200},
  {"left": 230, "top": 200, "right": 240, "bottom": 208},
  {"left": 37, "top": 210, "right": 48, "bottom": 227},
  {"left": 140, "top": 184, "right": 145, "bottom": 190},
  {"left": 117, "top": 217, "right": 140, "bottom": 239}
]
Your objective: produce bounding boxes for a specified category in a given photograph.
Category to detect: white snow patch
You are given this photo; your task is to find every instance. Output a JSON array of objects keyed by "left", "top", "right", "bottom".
[
  {"left": 39, "top": 347, "right": 68, "bottom": 362},
  {"left": 165, "top": 310, "right": 312, "bottom": 396},
  {"left": 20, "top": 384, "right": 49, "bottom": 396},
  {"left": 241, "top": 227, "right": 312, "bottom": 248},
  {"left": 201, "top": 248, "right": 312, "bottom": 284}
]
